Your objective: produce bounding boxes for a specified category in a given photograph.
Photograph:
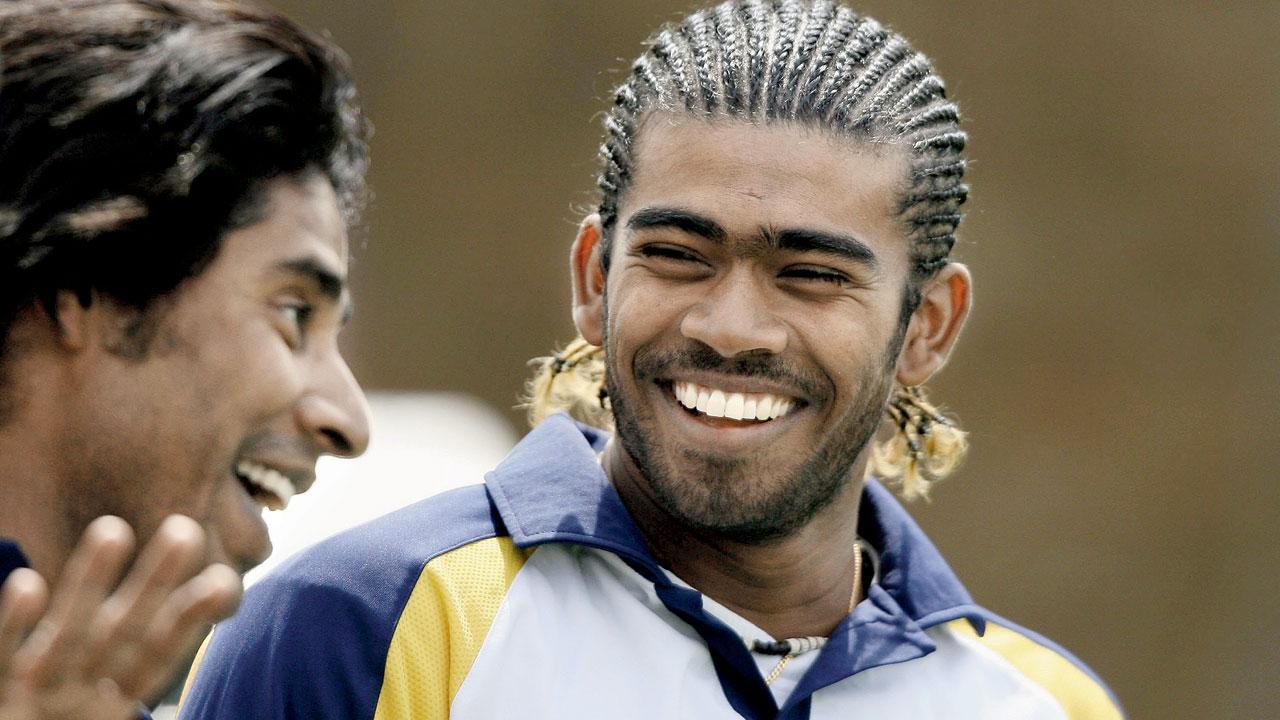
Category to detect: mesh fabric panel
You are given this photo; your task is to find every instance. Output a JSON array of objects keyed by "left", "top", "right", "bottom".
[{"left": 373, "top": 537, "right": 530, "bottom": 719}]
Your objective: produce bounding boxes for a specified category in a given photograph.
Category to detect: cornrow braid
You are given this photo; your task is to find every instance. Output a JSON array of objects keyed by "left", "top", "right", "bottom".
[
  {"left": 740, "top": 0, "right": 772, "bottom": 115},
  {"left": 825, "top": 35, "right": 912, "bottom": 129},
  {"left": 712, "top": 3, "right": 746, "bottom": 113},
  {"left": 778, "top": 0, "right": 834, "bottom": 118},
  {"left": 793, "top": 5, "right": 857, "bottom": 117},
  {"left": 810, "top": 18, "right": 886, "bottom": 119},
  {"left": 532, "top": 0, "right": 973, "bottom": 498},
  {"left": 680, "top": 11, "right": 722, "bottom": 114},
  {"left": 764, "top": 0, "right": 803, "bottom": 118}
]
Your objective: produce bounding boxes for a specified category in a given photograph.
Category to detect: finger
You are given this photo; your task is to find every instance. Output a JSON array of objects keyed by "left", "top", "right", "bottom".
[
  {"left": 82, "top": 515, "right": 206, "bottom": 676},
  {"left": 111, "top": 563, "right": 241, "bottom": 701},
  {"left": 0, "top": 569, "right": 49, "bottom": 677},
  {"left": 16, "top": 517, "right": 134, "bottom": 686}
]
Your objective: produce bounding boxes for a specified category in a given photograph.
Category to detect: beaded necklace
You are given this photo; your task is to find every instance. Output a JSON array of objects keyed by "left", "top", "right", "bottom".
[{"left": 745, "top": 539, "right": 867, "bottom": 685}]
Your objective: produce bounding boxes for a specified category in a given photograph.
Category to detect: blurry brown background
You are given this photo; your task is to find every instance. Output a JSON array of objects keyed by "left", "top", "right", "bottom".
[{"left": 270, "top": 1, "right": 1278, "bottom": 717}]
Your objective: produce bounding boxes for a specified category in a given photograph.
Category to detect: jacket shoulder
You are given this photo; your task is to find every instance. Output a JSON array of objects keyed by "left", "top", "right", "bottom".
[
  {"left": 179, "top": 484, "right": 508, "bottom": 720},
  {"left": 946, "top": 614, "right": 1125, "bottom": 720}
]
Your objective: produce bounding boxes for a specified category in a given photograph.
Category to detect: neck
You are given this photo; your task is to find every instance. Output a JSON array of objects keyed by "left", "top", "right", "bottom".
[
  {"left": 0, "top": 350, "right": 82, "bottom": 585},
  {"left": 604, "top": 441, "right": 867, "bottom": 640}
]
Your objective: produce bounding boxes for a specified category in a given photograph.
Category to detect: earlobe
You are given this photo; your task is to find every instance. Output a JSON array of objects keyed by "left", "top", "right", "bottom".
[
  {"left": 570, "top": 214, "right": 607, "bottom": 346},
  {"left": 895, "top": 263, "right": 972, "bottom": 386}
]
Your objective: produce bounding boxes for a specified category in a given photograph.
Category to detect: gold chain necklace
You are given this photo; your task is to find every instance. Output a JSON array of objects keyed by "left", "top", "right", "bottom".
[{"left": 757, "top": 539, "right": 864, "bottom": 685}]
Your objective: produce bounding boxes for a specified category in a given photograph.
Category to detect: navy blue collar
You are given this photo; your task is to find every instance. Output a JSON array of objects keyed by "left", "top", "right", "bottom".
[{"left": 486, "top": 413, "right": 986, "bottom": 717}]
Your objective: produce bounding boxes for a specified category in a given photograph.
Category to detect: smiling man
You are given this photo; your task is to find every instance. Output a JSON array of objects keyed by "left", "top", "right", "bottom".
[
  {"left": 0, "top": 1, "right": 369, "bottom": 717},
  {"left": 180, "top": 2, "right": 1121, "bottom": 719}
]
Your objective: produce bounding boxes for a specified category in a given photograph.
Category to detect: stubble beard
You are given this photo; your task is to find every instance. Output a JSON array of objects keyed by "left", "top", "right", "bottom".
[{"left": 605, "top": 332, "right": 899, "bottom": 546}]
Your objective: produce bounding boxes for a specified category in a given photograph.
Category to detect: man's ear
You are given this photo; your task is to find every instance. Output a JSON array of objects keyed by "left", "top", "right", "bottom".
[
  {"left": 895, "top": 263, "right": 972, "bottom": 386},
  {"left": 571, "top": 214, "right": 607, "bottom": 346},
  {"left": 50, "top": 289, "right": 94, "bottom": 352}
]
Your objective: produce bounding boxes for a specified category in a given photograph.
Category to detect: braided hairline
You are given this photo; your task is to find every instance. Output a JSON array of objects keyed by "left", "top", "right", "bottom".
[
  {"left": 780, "top": 0, "right": 836, "bottom": 119},
  {"left": 741, "top": 0, "right": 771, "bottom": 116},
  {"left": 680, "top": 11, "right": 722, "bottom": 113},
  {"left": 764, "top": 0, "right": 802, "bottom": 118},
  {"left": 794, "top": 5, "right": 857, "bottom": 117},
  {"left": 597, "top": 0, "right": 967, "bottom": 277},
  {"left": 712, "top": 3, "right": 745, "bottom": 113}
]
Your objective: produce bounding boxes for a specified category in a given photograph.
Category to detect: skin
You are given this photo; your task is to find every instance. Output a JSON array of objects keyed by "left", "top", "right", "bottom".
[
  {"left": 0, "top": 517, "right": 239, "bottom": 718},
  {"left": 572, "top": 115, "right": 971, "bottom": 640},
  {"left": 0, "top": 172, "right": 370, "bottom": 716}
]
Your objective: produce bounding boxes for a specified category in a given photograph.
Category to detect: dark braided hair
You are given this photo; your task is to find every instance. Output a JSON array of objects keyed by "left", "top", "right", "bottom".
[{"left": 596, "top": 0, "right": 967, "bottom": 294}]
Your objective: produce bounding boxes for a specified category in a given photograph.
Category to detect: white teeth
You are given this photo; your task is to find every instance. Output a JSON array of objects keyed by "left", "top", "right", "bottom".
[
  {"left": 677, "top": 382, "right": 697, "bottom": 409},
  {"left": 670, "top": 382, "right": 797, "bottom": 423},
  {"left": 755, "top": 396, "right": 773, "bottom": 421},
  {"left": 724, "top": 393, "right": 745, "bottom": 420},
  {"left": 771, "top": 400, "right": 790, "bottom": 419},
  {"left": 235, "top": 460, "right": 296, "bottom": 510},
  {"left": 707, "top": 390, "right": 727, "bottom": 416}
]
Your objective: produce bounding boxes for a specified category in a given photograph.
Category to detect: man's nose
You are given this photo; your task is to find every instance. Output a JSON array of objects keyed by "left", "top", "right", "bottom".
[
  {"left": 296, "top": 351, "right": 371, "bottom": 458},
  {"left": 679, "top": 268, "right": 787, "bottom": 358}
]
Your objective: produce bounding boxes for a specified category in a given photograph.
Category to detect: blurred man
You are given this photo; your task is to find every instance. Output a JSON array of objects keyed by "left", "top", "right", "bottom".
[
  {"left": 181, "top": 2, "right": 1122, "bottom": 718},
  {"left": 0, "top": 1, "right": 370, "bottom": 717}
]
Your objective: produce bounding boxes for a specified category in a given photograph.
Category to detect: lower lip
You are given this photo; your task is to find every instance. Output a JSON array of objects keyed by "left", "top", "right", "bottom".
[{"left": 231, "top": 474, "right": 274, "bottom": 563}]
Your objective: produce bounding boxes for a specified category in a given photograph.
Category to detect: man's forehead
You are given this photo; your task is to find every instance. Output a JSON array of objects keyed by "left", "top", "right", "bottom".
[
  {"left": 621, "top": 115, "right": 912, "bottom": 246},
  {"left": 183, "top": 173, "right": 350, "bottom": 305},
  {"left": 255, "top": 174, "right": 349, "bottom": 260},
  {"left": 633, "top": 113, "right": 908, "bottom": 172}
]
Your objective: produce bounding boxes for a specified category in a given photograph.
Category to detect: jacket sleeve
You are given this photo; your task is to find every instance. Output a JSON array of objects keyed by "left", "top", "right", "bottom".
[
  {"left": 177, "top": 561, "right": 398, "bottom": 720},
  {"left": 178, "top": 484, "right": 523, "bottom": 720},
  {"left": 178, "top": 535, "right": 528, "bottom": 720}
]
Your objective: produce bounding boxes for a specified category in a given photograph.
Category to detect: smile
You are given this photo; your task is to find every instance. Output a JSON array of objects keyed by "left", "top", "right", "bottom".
[
  {"left": 672, "top": 380, "right": 796, "bottom": 422},
  {"left": 234, "top": 460, "right": 297, "bottom": 511}
]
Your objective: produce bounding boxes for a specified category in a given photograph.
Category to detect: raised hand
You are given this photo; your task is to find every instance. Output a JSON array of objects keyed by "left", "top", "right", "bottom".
[{"left": 0, "top": 515, "right": 241, "bottom": 719}]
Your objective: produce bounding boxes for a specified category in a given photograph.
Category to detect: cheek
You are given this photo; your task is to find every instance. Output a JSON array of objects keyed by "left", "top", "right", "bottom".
[
  {"left": 795, "top": 313, "right": 897, "bottom": 388},
  {"left": 606, "top": 282, "right": 676, "bottom": 346},
  {"left": 196, "top": 320, "right": 305, "bottom": 419}
]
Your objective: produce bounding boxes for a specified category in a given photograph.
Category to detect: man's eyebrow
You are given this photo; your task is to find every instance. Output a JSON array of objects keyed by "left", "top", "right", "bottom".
[
  {"left": 626, "top": 207, "right": 727, "bottom": 242},
  {"left": 773, "top": 228, "right": 880, "bottom": 269},
  {"left": 276, "top": 257, "right": 354, "bottom": 323}
]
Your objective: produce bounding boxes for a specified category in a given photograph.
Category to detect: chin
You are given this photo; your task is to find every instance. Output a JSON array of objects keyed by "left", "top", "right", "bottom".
[{"left": 647, "top": 460, "right": 805, "bottom": 542}]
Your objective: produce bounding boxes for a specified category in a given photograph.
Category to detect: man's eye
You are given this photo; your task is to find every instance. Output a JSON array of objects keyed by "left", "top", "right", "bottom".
[
  {"left": 276, "top": 301, "right": 314, "bottom": 347},
  {"left": 781, "top": 266, "right": 853, "bottom": 285},
  {"left": 282, "top": 303, "right": 314, "bottom": 326},
  {"left": 639, "top": 244, "right": 700, "bottom": 262}
]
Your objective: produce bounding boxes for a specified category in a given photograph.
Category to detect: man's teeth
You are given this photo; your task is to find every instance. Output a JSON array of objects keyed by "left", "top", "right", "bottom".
[
  {"left": 673, "top": 381, "right": 794, "bottom": 421},
  {"left": 235, "top": 460, "right": 296, "bottom": 510}
]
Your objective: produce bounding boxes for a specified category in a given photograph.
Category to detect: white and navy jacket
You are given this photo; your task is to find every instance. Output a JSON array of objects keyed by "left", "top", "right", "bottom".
[{"left": 180, "top": 413, "right": 1124, "bottom": 720}]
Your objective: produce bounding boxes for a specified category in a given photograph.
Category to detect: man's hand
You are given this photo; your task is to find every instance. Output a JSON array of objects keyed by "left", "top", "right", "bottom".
[{"left": 0, "top": 515, "right": 241, "bottom": 719}]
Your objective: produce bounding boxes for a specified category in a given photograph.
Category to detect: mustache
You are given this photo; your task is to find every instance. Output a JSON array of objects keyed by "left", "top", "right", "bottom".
[
  {"left": 632, "top": 342, "right": 824, "bottom": 400},
  {"left": 234, "top": 432, "right": 319, "bottom": 464}
]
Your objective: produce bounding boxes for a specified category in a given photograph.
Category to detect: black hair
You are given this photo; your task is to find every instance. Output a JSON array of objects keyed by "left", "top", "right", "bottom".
[
  {"left": 596, "top": 0, "right": 966, "bottom": 297},
  {"left": 0, "top": 0, "right": 368, "bottom": 366}
]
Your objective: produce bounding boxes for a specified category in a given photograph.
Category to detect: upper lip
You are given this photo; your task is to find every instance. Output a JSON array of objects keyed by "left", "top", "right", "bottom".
[{"left": 658, "top": 372, "right": 808, "bottom": 404}]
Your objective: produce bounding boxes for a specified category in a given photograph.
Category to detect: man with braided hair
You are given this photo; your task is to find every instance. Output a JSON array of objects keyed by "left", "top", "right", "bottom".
[
  {"left": 182, "top": 2, "right": 1122, "bottom": 718},
  {"left": 0, "top": 1, "right": 371, "bottom": 717}
]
